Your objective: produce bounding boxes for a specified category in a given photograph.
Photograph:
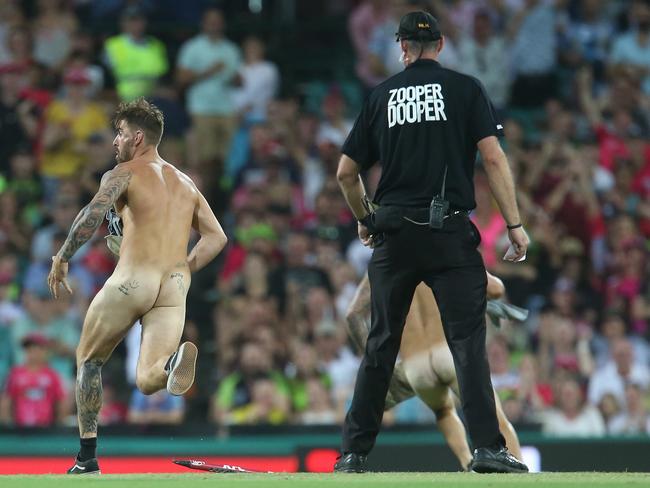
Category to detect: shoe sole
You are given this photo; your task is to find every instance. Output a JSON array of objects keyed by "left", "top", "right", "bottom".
[
  {"left": 471, "top": 460, "right": 528, "bottom": 474},
  {"left": 334, "top": 467, "right": 367, "bottom": 473},
  {"left": 167, "top": 342, "right": 198, "bottom": 396},
  {"left": 68, "top": 470, "right": 101, "bottom": 475}
]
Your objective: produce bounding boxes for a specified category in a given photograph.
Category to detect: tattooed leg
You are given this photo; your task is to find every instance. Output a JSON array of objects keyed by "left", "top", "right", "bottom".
[{"left": 76, "top": 359, "right": 103, "bottom": 438}]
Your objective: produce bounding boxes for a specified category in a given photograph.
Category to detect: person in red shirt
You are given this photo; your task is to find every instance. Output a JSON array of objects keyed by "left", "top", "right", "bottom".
[{"left": 0, "top": 333, "right": 66, "bottom": 427}]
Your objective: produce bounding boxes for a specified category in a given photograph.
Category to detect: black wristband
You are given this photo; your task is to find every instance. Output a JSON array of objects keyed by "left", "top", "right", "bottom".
[
  {"left": 507, "top": 223, "right": 522, "bottom": 230},
  {"left": 359, "top": 214, "right": 373, "bottom": 228}
]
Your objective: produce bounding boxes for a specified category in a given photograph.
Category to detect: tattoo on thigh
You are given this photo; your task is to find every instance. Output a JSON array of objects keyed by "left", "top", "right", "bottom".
[
  {"left": 76, "top": 359, "right": 103, "bottom": 436},
  {"left": 118, "top": 280, "right": 140, "bottom": 296},
  {"left": 170, "top": 272, "right": 186, "bottom": 295}
]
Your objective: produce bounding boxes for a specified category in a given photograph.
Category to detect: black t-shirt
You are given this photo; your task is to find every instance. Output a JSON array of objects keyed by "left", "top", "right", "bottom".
[{"left": 342, "top": 59, "right": 502, "bottom": 209}]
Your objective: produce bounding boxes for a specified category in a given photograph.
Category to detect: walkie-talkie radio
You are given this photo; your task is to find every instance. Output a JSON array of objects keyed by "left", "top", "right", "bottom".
[{"left": 429, "top": 165, "right": 449, "bottom": 229}]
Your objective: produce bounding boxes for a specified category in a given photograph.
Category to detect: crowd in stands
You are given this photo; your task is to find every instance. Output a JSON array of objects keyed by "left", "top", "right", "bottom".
[{"left": 0, "top": 0, "right": 650, "bottom": 438}]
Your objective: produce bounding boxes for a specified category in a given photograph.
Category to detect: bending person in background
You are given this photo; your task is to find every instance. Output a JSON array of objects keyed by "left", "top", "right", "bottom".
[
  {"left": 346, "top": 272, "right": 522, "bottom": 471},
  {"left": 47, "top": 98, "right": 227, "bottom": 475}
]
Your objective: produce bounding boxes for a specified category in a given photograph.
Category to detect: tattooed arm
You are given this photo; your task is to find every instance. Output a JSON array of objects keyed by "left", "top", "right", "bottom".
[
  {"left": 345, "top": 274, "right": 372, "bottom": 354},
  {"left": 56, "top": 165, "right": 132, "bottom": 262},
  {"left": 49, "top": 165, "right": 131, "bottom": 298}
]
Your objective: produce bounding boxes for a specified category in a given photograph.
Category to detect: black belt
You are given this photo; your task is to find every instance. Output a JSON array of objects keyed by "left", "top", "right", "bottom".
[{"left": 400, "top": 207, "right": 468, "bottom": 225}]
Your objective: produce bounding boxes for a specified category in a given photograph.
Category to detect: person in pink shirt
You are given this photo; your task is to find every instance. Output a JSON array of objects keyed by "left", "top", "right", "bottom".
[
  {"left": 0, "top": 333, "right": 66, "bottom": 427},
  {"left": 471, "top": 171, "right": 505, "bottom": 269}
]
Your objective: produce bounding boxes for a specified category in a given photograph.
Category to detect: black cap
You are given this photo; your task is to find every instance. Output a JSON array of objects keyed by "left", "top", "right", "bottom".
[{"left": 396, "top": 11, "right": 441, "bottom": 42}]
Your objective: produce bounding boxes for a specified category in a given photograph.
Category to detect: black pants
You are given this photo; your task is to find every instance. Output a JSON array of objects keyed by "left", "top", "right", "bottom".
[{"left": 341, "top": 214, "right": 504, "bottom": 454}]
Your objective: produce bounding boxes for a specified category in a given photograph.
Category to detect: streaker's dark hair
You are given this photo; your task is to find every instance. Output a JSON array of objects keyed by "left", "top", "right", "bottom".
[{"left": 113, "top": 97, "right": 164, "bottom": 145}]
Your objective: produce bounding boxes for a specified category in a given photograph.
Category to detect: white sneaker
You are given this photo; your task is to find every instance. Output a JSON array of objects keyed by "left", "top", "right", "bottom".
[{"left": 166, "top": 342, "right": 198, "bottom": 396}]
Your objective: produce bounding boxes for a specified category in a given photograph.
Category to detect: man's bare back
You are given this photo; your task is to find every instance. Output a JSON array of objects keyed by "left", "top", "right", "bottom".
[{"left": 115, "top": 158, "right": 197, "bottom": 269}]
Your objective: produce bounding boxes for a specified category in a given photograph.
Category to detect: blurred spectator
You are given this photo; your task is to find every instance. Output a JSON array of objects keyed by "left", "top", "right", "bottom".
[
  {"left": 7, "top": 149, "right": 42, "bottom": 213},
  {"left": 559, "top": 0, "right": 613, "bottom": 83},
  {"left": 331, "top": 261, "right": 358, "bottom": 319},
  {"left": 0, "top": 63, "right": 38, "bottom": 175},
  {"left": 508, "top": 0, "right": 558, "bottom": 107},
  {"left": 456, "top": 9, "right": 509, "bottom": 109},
  {"left": 348, "top": 0, "right": 390, "bottom": 88},
  {"left": 577, "top": 66, "right": 647, "bottom": 173},
  {"left": 268, "top": 231, "right": 332, "bottom": 315},
  {"left": 542, "top": 377, "right": 606, "bottom": 436},
  {"left": 538, "top": 316, "right": 594, "bottom": 380},
  {"left": 0, "top": 2, "right": 25, "bottom": 65},
  {"left": 597, "top": 392, "right": 622, "bottom": 430},
  {"left": 0, "top": 334, "right": 66, "bottom": 427},
  {"left": 316, "top": 89, "right": 353, "bottom": 163},
  {"left": 40, "top": 67, "right": 109, "bottom": 196},
  {"left": 0, "top": 252, "right": 21, "bottom": 316},
  {"left": 0, "top": 190, "right": 32, "bottom": 254},
  {"left": 149, "top": 77, "right": 191, "bottom": 162},
  {"left": 227, "top": 377, "right": 290, "bottom": 425},
  {"left": 0, "top": 253, "right": 21, "bottom": 385},
  {"left": 588, "top": 338, "right": 650, "bottom": 406},
  {"left": 472, "top": 171, "right": 507, "bottom": 271},
  {"left": 487, "top": 335, "right": 519, "bottom": 398},
  {"left": 10, "top": 288, "right": 79, "bottom": 384},
  {"left": 608, "top": 383, "right": 650, "bottom": 435},
  {"left": 366, "top": 0, "right": 420, "bottom": 83},
  {"left": 33, "top": 0, "right": 78, "bottom": 70},
  {"left": 212, "top": 342, "right": 289, "bottom": 424},
  {"left": 3, "top": 25, "right": 34, "bottom": 70},
  {"left": 30, "top": 194, "right": 88, "bottom": 263},
  {"left": 99, "top": 383, "right": 128, "bottom": 426},
  {"left": 127, "top": 389, "right": 184, "bottom": 425},
  {"left": 286, "top": 344, "right": 332, "bottom": 414},
  {"left": 609, "top": 0, "right": 650, "bottom": 95},
  {"left": 78, "top": 132, "right": 115, "bottom": 202},
  {"left": 312, "top": 319, "right": 359, "bottom": 411},
  {"left": 177, "top": 7, "right": 240, "bottom": 165},
  {"left": 592, "top": 311, "right": 650, "bottom": 369},
  {"left": 63, "top": 47, "right": 105, "bottom": 99},
  {"left": 299, "top": 378, "right": 338, "bottom": 424},
  {"left": 604, "top": 238, "right": 648, "bottom": 329},
  {"left": 104, "top": 6, "right": 168, "bottom": 101},
  {"left": 232, "top": 36, "right": 280, "bottom": 122},
  {"left": 516, "top": 354, "right": 554, "bottom": 420}
]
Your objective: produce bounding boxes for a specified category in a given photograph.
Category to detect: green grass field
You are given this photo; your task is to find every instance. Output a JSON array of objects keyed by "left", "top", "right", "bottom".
[{"left": 1, "top": 473, "right": 649, "bottom": 488}]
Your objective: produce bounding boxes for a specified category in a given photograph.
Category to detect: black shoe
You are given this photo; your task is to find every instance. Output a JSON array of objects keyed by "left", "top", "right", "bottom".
[
  {"left": 334, "top": 453, "right": 368, "bottom": 473},
  {"left": 67, "top": 457, "right": 101, "bottom": 475},
  {"left": 471, "top": 447, "right": 528, "bottom": 474}
]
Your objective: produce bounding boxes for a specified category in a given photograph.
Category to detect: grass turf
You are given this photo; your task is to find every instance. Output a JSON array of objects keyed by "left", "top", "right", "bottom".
[{"left": 1, "top": 473, "right": 649, "bottom": 488}]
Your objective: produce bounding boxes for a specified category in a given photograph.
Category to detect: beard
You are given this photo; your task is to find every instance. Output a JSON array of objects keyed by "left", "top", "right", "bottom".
[{"left": 116, "top": 143, "right": 133, "bottom": 163}]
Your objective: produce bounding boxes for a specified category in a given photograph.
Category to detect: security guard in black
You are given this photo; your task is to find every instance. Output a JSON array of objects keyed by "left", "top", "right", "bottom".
[
  {"left": 345, "top": 58, "right": 500, "bottom": 210},
  {"left": 335, "top": 10, "right": 528, "bottom": 474}
]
